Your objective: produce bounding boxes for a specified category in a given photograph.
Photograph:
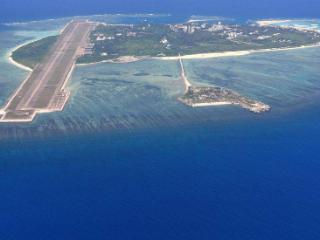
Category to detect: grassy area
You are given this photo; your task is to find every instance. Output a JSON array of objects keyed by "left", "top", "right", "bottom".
[{"left": 11, "top": 36, "right": 58, "bottom": 69}]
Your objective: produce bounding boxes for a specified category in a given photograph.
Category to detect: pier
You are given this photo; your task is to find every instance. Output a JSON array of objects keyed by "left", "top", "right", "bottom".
[{"left": 179, "top": 54, "right": 192, "bottom": 93}]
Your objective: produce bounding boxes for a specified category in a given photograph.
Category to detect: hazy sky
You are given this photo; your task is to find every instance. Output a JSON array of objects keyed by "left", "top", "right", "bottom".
[{"left": 1, "top": 0, "right": 319, "bottom": 21}]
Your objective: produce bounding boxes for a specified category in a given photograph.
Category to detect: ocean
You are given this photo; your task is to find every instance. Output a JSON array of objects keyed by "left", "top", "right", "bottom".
[
  {"left": 1, "top": 0, "right": 320, "bottom": 23},
  {"left": 1, "top": 13, "right": 320, "bottom": 239}
]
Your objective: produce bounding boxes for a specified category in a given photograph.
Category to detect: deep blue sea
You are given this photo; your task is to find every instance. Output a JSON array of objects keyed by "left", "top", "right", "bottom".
[
  {"left": 1, "top": 2, "right": 320, "bottom": 239},
  {"left": 2, "top": 109, "right": 320, "bottom": 239}
]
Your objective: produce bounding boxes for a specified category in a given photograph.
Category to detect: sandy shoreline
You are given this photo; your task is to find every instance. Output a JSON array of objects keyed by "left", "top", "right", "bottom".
[
  {"left": 6, "top": 21, "right": 74, "bottom": 72},
  {"left": 158, "top": 43, "right": 320, "bottom": 61},
  {"left": 6, "top": 41, "right": 36, "bottom": 72},
  {"left": 77, "top": 42, "right": 320, "bottom": 66},
  {"left": 159, "top": 51, "right": 251, "bottom": 60},
  {"left": 256, "top": 19, "right": 292, "bottom": 27},
  {"left": 190, "top": 102, "right": 233, "bottom": 107},
  {"left": 256, "top": 19, "right": 320, "bottom": 33},
  {"left": 256, "top": 19, "right": 318, "bottom": 26}
]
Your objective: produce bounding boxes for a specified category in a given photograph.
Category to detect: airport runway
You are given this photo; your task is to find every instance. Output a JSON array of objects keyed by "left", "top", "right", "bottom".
[{"left": 0, "top": 20, "right": 96, "bottom": 122}]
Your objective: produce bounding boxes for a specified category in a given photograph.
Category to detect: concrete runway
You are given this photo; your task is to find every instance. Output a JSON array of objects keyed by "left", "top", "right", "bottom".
[{"left": 0, "top": 20, "right": 96, "bottom": 122}]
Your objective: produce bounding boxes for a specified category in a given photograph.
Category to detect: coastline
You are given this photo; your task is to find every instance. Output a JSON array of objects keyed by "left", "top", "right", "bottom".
[
  {"left": 6, "top": 22, "right": 72, "bottom": 72},
  {"left": 76, "top": 42, "right": 320, "bottom": 66},
  {"left": 189, "top": 102, "right": 233, "bottom": 107},
  {"left": 256, "top": 18, "right": 319, "bottom": 26},
  {"left": 256, "top": 19, "right": 292, "bottom": 26},
  {"left": 256, "top": 19, "right": 320, "bottom": 33},
  {"left": 6, "top": 41, "right": 34, "bottom": 72},
  {"left": 158, "top": 43, "right": 320, "bottom": 61}
]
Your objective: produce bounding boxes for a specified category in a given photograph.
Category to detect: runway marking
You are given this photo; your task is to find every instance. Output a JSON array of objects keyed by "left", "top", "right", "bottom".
[{"left": 0, "top": 20, "right": 96, "bottom": 122}]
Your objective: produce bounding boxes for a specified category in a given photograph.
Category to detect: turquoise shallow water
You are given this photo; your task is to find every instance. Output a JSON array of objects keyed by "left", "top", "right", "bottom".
[
  {"left": 266, "top": 19, "right": 320, "bottom": 31},
  {"left": 1, "top": 15, "right": 320, "bottom": 239}
]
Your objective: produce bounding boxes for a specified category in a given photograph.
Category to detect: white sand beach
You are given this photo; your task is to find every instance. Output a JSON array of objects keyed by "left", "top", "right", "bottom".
[
  {"left": 159, "top": 43, "right": 320, "bottom": 61},
  {"left": 256, "top": 19, "right": 320, "bottom": 33},
  {"left": 6, "top": 41, "right": 35, "bottom": 72},
  {"left": 190, "top": 102, "right": 233, "bottom": 107},
  {"left": 256, "top": 19, "right": 292, "bottom": 27}
]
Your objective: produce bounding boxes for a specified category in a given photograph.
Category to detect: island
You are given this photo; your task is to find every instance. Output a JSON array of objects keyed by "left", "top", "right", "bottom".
[
  {"left": 178, "top": 56, "right": 270, "bottom": 113},
  {"left": 11, "top": 21, "right": 320, "bottom": 67},
  {"left": 2, "top": 19, "right": 320, "bottom": 122},
  {"left": 180, "top": 86, "right": 271, "bottom": 113}
]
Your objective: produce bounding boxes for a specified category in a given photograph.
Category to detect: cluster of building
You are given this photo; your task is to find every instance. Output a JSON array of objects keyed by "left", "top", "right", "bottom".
[
  {"left": 168, "top": 22, "right": 316, "bottom": 44},
  {"left": 169, "top": 22, "right": 270, "bottom": 41}
]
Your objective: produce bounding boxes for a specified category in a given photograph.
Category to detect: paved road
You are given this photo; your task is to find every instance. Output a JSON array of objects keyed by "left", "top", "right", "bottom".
[{"left": 0, "top": 20, "right": 96, "bottom": 122}]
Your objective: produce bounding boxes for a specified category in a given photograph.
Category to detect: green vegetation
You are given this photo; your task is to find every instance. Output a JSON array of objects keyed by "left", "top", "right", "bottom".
[
  {"left": 78, "top": 22, "right": 320, "bottom": 63},
  {"left": 11, "top": 36, "right": 58, "bottom": 69},
  {"left": 10, "top": 22, "right": 320, "bottom": 67}
]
